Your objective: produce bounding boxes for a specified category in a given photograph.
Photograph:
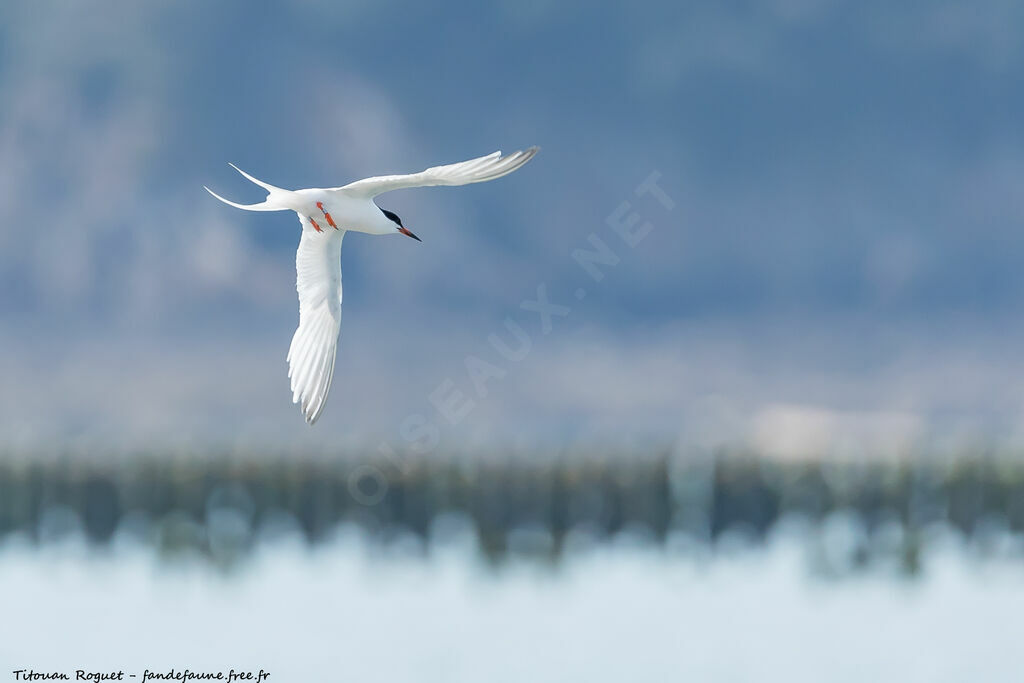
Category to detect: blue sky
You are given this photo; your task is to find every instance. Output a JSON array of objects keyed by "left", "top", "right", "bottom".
[{"left": 1, "top": 1, "right": 1023, "bottom": 452}]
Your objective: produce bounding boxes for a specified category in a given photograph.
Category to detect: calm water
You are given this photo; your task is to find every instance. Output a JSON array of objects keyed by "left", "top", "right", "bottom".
[{"left": 2, "top": 519, "right": 1022, "bottom": 683}]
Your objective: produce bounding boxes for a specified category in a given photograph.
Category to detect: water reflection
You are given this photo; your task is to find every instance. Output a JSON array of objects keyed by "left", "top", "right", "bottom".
[{"left": 1, "top": 521, "right": 1022, "bottom": 682}]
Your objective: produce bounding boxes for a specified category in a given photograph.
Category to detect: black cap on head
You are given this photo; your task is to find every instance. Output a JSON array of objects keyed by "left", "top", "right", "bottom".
[{"left": 382, "top": 207, "right": 421, "bottom": 241}]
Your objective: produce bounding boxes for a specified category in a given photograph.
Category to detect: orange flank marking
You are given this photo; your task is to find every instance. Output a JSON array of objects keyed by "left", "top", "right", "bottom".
[
  {"left": 309, "top": 217, "right": 323, "bottom": 232},
  {"left": 317, "top": 201, "right": 338, "bottom": 229}
]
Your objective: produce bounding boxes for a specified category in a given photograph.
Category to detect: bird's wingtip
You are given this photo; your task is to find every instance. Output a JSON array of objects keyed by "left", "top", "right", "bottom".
[{"left": 304, "top": 402, "right": 323, "bottom": 425}]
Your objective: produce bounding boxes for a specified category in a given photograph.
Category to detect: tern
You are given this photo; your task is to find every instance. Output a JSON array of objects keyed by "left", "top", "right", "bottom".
[{"left": 205, "top": 146, "right": 539, "bottom": 424}]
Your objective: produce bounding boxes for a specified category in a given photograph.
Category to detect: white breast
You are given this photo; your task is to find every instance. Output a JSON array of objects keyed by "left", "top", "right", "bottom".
[{"left": 298, "top": 190, "right": 388, "bottom": 235}]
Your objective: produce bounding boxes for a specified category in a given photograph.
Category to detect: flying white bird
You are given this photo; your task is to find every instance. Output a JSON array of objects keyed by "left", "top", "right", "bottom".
[{"left": 205, "top": 147, "right": 539, "bottom": 424}]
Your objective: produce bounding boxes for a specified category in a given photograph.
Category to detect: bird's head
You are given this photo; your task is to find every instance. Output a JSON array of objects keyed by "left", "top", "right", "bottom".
[{"left": 382, "top": 208, "right": 421, "bottom": 242}]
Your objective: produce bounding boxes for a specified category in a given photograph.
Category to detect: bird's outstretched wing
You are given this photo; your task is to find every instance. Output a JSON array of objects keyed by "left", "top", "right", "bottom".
[
  {"left": 333, "top": 147, "right": 539, "bottom": 198},
  {"left": 287, "top": 215, "right": 344, "bottom": 424}
]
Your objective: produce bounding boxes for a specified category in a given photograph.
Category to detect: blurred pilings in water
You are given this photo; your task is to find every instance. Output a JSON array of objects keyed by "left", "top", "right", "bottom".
[{"left": 1, "top": 448, "right": 1023, "bottom": 572}]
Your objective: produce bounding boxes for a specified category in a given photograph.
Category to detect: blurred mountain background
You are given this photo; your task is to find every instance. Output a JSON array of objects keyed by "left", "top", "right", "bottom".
[{"left": 2, "top": 0, "right": 1024, "bottom": 453}]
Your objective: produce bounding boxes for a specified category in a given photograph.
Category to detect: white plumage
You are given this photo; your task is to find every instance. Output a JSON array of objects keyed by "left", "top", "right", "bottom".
[
  {"left": 287, "top": 216, "right": 343, "bottom": 424},
  {"left": 336, "top": 148, "right": 538, "bottom": 196},
  {"left": 205, "top": 147, "right": 539, "bottom": 424}
]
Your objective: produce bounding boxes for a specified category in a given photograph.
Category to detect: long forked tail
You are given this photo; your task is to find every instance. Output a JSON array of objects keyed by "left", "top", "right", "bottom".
[{"left": 204, "top": 163, "right": 290, "bottom": 211}]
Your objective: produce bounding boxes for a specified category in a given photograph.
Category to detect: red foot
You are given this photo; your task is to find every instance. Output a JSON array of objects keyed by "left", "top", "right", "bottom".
[
  {"left": 316, "top": 202, "right": 338, "bottom": 229},
  {"left": 309, "top": 217, "right": 323, "bottom": 232}
]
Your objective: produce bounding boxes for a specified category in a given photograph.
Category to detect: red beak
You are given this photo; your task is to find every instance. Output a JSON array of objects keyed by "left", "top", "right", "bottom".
[{"left": 398, "top": 226, "right": 422, "bottom": 242}]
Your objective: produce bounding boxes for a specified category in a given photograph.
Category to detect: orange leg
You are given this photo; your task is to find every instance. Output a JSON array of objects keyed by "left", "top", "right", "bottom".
[
  {"left": 309, "top": 217, "right": 323, "bottom": 232},
  {"left": 316, "top": 201, "right": 338, "bottom": 229}
]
